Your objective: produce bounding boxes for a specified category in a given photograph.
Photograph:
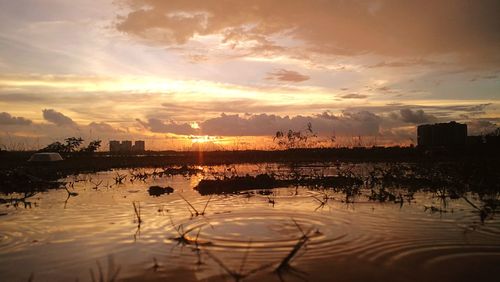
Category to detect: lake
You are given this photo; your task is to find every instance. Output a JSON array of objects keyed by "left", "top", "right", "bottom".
[{"left": 0, "top": 163, "right": 499, "bottom": 281}]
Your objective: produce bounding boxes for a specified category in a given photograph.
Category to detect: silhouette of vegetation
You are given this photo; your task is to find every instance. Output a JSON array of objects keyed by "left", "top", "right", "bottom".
[
  {"left": 39, "top": 137, "right": 102, "bottom": 155},
  {"left": 195, "top": 173, "right": 363, "bottom": 195},
  {"left": 148, "top": 185, "right": 174, "bottom": 196},
  {"left": 275, "top": 219, "right": 316, "bottom": 281},
  {"left": 179, "top": 194, "right": 212, "bottom": 217},
  {"left": 274, "top": 122, "right": 317, "bottom": 149},
  {"left": 205, "top": 244, "right": 274, "bottom": 282}
]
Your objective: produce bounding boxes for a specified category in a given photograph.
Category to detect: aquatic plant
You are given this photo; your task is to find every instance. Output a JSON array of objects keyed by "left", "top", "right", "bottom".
[
  {"left": 275, "top": 219, "right": 315, "bottom": 280},
  {"left": 179, "top": 194, "right": 212, "bottom": 217},
  {"left": 205, "top": 242, "right": 273, "bottom": 282},
  {"left": 148, "top": 185, "right": 174, "bottom": 197},
  {"left": 168, "top": 215, "right": 209, "bottom": 246},
  {"left": 90, "top": 179, "right": 104, "bottom": 190},
  {"left": 113, "top": 172, "right": 126, "bottom": 185}
]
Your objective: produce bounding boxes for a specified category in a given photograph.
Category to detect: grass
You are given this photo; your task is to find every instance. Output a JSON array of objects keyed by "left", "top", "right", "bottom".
[
  {"left": 276, "top": 219, "right": 313, "bottom": 271},
  {"left": 204, "top": 241, "right": 274, "bottom": 282},
  {"left": 132, "top": 201, "right": 142, "bottom": 225},
  {"left": 179, "top": 194, "right": 212, "bottom": 217},
  {"left": 113, "top": 172, "right": 126, "bottom": 185},
  {"left": 168, "top": 215, "right": 209, "bottom": 246}
]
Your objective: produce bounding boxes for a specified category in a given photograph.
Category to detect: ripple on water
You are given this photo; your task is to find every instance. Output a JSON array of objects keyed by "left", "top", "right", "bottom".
[{"left": 168, "top": 210, "right": 352, "bottom": 263}]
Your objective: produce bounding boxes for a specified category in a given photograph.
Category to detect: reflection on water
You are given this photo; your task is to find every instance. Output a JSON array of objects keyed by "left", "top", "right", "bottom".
[{"left": 0, "top": 163, "right": 499, "bottom": 281}]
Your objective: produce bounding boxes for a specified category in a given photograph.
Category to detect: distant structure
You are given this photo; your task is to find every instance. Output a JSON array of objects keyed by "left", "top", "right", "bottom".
[
  {"left": 132, "top": 140, "right": 145, "bottom": 152},
  {"left": 109, "top": 140, "right": 145, "bottom": 152},
  {"left": 417, "top": 121, "right": 467, "bottom": 147}
]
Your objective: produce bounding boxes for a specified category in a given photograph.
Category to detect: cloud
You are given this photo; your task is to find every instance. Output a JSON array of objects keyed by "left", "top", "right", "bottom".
[
  {"left": 42, "top": 109, "right": 77, "bottom": 127},
  {"left": 88, "top": 122, "right": 124, "bottom": 133},
  {"left": 340, "top": 93, "right": 368, "bottom": 99},
  {"left": 199, "top": 112, "right": 381, "bottom": 136},
  {"left": 134, "top": 112, "right": 382, "bottom": 137},
  {"left": 0, "top": 93, "right": 48, "bottom": 103},
  {"left": 136, "top": 118, "right": 197, "bottom": 135},
  {"left": 368, "top": 59, "right": 441, "bottom": 68},
  {"left": 116, "top": 0, "right": 500, "bottom": 68},
  {"left": 393, "top": 109, "right": 437, "bottom": 124},
  {"left": 467, "top": 120, "right": 499, "bottom": 135},
  {"left": 266, "top": 69, "right": 310, "bottom": 82},
  {"left": 469, "top": 74, "right": 498, "bottom": 82},
  {"left": 0, "top": 112, "right": 32, "bottom": 125}
]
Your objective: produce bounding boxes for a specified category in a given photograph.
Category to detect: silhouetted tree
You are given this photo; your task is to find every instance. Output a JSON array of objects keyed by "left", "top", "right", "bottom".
[
  {"left": 80, "top": 140, "right": 102, "bottom": 153},
  {"left": 40, "top": 137, "right": 101, "bottom": 154}
]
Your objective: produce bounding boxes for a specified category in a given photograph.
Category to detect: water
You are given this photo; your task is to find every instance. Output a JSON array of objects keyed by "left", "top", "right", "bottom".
[{"left": 0, "top": 163, "right": 499, "bottom": 281}]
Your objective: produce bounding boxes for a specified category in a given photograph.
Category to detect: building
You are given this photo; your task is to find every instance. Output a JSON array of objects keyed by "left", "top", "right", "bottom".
[
  {"left": 109, "top": 140, "right": 145, "bottom": 152},
  {"left": 132, "top": 140, "right": 145, "bottom": 152},
  {"left": 121, "top": 140, "right": 132, "bottom": 151},
  {"left": 109, "top": 140, "right": 121, "bottom": 152},
  {"left": 417, "top": 121, "right": 467, "bottom": 147}
]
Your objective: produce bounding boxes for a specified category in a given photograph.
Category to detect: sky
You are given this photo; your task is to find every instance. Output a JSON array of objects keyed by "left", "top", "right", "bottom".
[{"left": 0, "top": 0, "right": 499, "bottom": 150}]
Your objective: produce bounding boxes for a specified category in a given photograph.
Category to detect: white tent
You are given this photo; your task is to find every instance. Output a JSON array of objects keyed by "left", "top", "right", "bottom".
[{"left": 28, "top": 152, "right": 64, "bottom": 162}]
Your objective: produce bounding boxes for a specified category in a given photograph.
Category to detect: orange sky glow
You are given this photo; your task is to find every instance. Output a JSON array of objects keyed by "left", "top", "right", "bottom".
[{"left": 0, "top": 0, "right": 499, "bottom": 150}]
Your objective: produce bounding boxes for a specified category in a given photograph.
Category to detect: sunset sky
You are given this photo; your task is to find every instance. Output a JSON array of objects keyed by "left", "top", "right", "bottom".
[{"left": 0, "top": 0, "right": 499, "bottom": 150}]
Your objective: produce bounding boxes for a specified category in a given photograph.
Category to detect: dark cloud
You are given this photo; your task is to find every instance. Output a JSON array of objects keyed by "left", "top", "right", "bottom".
[
  {"left": 199, "top": 112, "right": 381, "bottom": 136},
  {"left": 340, "top": 93, "right": 368, "bottom": 99},
  {"left": 266, "top": 69, "right": 310, "bottom": 82},
  {"left": 344, "top": 103, "right": 493, "bottom": 118},
  {"left": 136, "top": 118, "right": 197, "bottom": 135},
  {"left": 42, "top": 109, "right": 77, "bottom": 127},
  {"left": 0, "top": 112, "right": 32, "bottom": 125},
  {"left": 134, "top": 112, "right": 382, "bottom": 137},
  {"left": 393, "top": 109, "right": 437, "bottom": 124},
  {"left": 117, "top": 0, "right": 500, "bottom": 68}
]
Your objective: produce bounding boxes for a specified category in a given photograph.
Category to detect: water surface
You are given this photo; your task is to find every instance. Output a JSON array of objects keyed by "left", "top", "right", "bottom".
[{"left": 0, "top": 163, "right": 499, "bottom": 281}]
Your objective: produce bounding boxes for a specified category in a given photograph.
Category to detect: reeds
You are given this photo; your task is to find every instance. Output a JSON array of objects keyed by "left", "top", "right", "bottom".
[
  {"left": 168, "top": 215, "right": 208, "bottom": 246},
  {"left": 113, "top": 172, "right": 126, "bottom": 185},
  {"left": 132, "top": 201, "right": 142, "bottom": 225},
  {"left": 179, "top": 194, "right": 212, "bottom": 217},
  {"left": 276, "top": 219, "right": 313, "bottom": 272},
  {"left": 205, "top": 241, "right": 273, "bottom": 282}
]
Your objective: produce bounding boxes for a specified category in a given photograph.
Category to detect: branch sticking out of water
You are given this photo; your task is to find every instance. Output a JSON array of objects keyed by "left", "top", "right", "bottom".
[
  {"left": 132, "top": 201, "right": 142, "bottom": 225},
  {"left": 179, "top": 194, "right": 212, "bottom": 217},
  {"left": 205, "top": 242, "right": 273, "bottom": 282},
  {"left": 113, "top": 172, "right": 126, "bottom": 185},
  {"left": 276, "top": 219, "right": 314, "bottom": 272},
  {"left": 90, "top": 179, "right": 104, "bottom": 190},
  {"left": 168, "top": 214, "right": 208, "bottom": 246}
]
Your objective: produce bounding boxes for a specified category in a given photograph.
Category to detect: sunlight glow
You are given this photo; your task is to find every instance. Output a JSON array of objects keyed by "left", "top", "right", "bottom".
[{"left": 190, "top": 135, "right": 218, "bottom": 144}]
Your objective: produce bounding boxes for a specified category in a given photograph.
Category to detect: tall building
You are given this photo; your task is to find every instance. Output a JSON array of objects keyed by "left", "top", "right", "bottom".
[
  {"left": 417, "top": 121, "right": 467, "bottom": 147},
  {"left": 109, "top": 140, "right": 145, "bottom": 152},
  {"left": 121, "top": 141, "right": 132, "bottom": 151},
  {"left": 109, "top": 140, "right": 121, "bottom": 152},
  {"left": 132, "top": 140, "right": 145, "bottom": 152}
]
